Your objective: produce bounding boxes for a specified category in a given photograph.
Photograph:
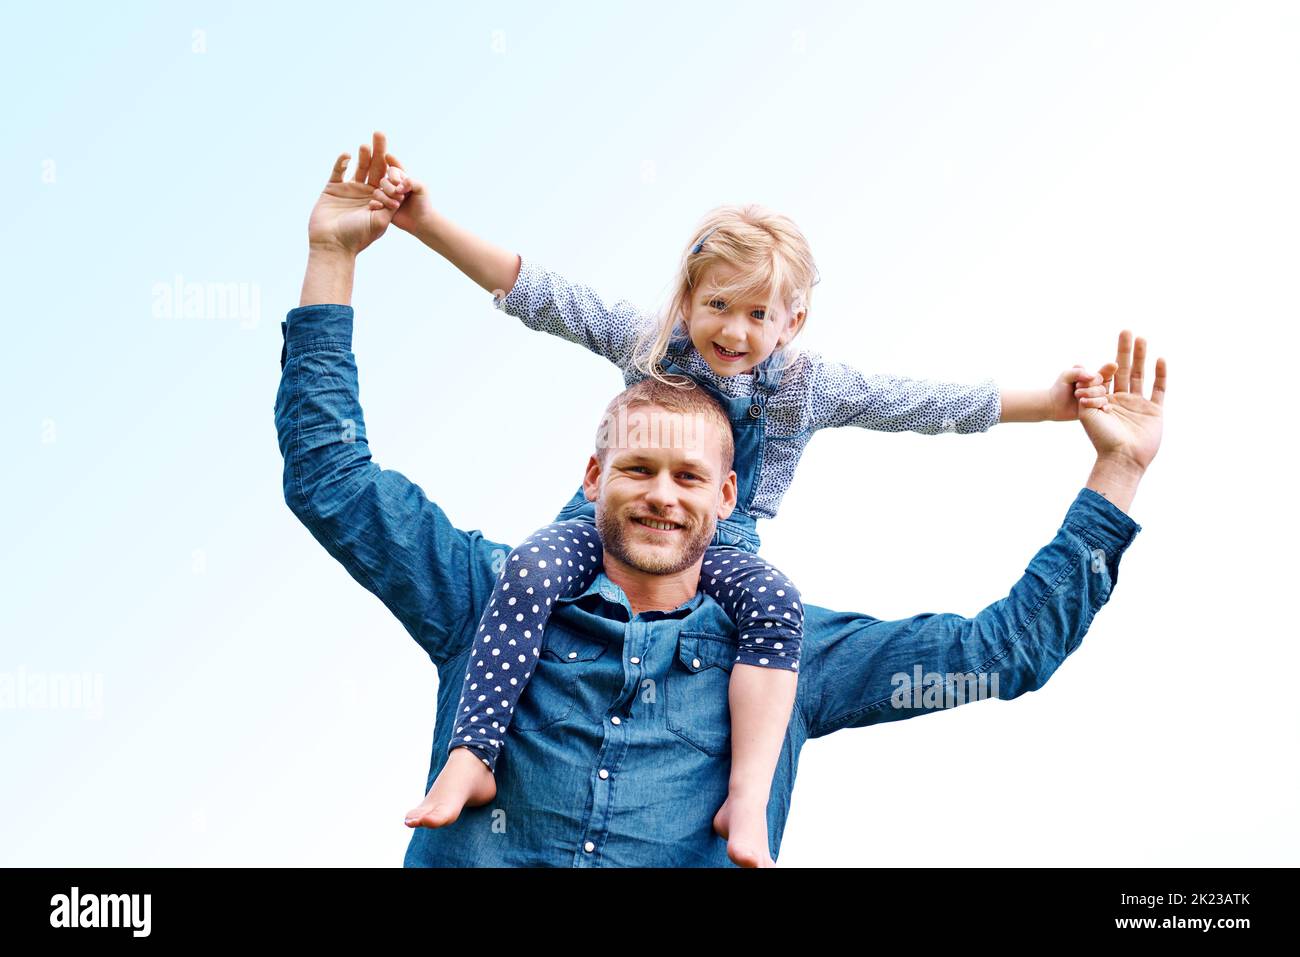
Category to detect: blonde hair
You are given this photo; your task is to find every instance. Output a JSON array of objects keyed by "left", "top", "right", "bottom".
[
  {"left": 632, "top": 204, "right": 819, "bottom": 387},
  {"left": 594, "top": 377, "right": 734, "bottom": 475}
]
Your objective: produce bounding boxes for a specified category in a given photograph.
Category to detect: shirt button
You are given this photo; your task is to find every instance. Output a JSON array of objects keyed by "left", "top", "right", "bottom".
[
  {"left": 692, "top": 658, "right": 701, "bottom": 669},
  {"left": 610, "top": 716, "right": 621, "bottom": 725},
  {"left": 599, "top": 769, "right": 609, "bottom": 779},
  {"left": 748, "top": 404, "right": 763, "bottom": 418},
  {"left": 584, "top": 841, "right": 595, "bottom": 853},
  {"left": 629, "top": 656, "right": 640, "bottom": 664},
  {"left": 567, "top": 651, "right": 577, "bottom": 659}
]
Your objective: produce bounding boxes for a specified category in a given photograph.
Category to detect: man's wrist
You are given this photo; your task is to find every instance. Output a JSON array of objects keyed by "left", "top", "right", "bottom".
[
  {"left": 306, "top": 242, "right": 358, "bottom": 265},
  {"left": 300, "top": 245, "right": 357, "bottom": 307},
  {"left": 1085, "top": 453, "right": 1146, "bottom": 515}
]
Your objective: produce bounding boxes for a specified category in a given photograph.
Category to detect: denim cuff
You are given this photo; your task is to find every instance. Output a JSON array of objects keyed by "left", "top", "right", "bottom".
[
  {"left": 1062, "top": 486, "right": 1142, "bottom": 587},
  {"left": 280, "top": 304, "right": 354, "bottom": 370}
]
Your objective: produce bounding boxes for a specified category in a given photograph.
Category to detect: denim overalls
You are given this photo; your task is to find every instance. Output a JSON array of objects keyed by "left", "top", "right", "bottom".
[{"left": 550, "top": 332, "right": 789, "bottom": 552}]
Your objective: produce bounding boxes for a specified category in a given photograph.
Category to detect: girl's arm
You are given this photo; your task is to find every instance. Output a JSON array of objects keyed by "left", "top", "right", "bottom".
[
  {"left": 998, "top": 388, "right": 1051, "bottom": 423},
  {"left": 491, "top": 256, "right": 649, "bottom": 370},
  {"left": 799, "top": 352, "right": 1003, "bottom": 434},
  {"left": 371, "top": 162, "right": 646, "bottom": 370},
  {"left": 1002, "top": 365, "right": 1109, "bottom": 422},
  {"left": 369, "top": 156, "right": 520, "bottom": 296},
  {"left": 799, "top": 354, "right": 1105, "bottom": 433},
  {"left": 410, "top": 205, "right": 522, "bottom": 300}
]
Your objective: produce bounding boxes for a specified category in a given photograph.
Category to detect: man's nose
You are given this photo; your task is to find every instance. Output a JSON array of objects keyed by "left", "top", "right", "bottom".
[{"left": 642, "top": 470, "right": 679, "bottom": 510}]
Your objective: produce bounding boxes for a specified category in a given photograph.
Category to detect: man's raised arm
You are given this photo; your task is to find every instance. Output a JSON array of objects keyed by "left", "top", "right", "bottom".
[
  {"left": 799, "top": 331, "right": 1166, "bottom": 737},
  {"left": 275, "top": 134, "right": 504, "bottom": 666}
]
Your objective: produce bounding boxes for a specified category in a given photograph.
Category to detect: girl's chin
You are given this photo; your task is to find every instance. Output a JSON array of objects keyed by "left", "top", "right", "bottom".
[{"left": 707, "top": 351, "right": 752, "bottom": 375}]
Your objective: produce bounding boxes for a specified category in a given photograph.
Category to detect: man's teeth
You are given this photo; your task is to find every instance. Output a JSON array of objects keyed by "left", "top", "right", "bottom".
[{"left": 636, "top": 518, "right": 680, "bottom": 531}]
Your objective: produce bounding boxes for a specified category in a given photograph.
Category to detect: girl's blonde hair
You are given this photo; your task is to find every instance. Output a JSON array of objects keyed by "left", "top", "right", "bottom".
[{"left": 632, "top": 204, "right": 819, "bottom": 387}]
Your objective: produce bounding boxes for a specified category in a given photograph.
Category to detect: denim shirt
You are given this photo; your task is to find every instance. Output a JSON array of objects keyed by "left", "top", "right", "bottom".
[{"left": 275, "top": 303, "right": 1142, "bottom": 867}]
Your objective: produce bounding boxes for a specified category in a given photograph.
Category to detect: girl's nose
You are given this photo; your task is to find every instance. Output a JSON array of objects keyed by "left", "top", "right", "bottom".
[{"left": 718, "top": 322, "right": 746, "bottom": 348}]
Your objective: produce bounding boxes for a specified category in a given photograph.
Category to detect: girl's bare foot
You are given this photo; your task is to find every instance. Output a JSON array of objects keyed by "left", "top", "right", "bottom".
[
  {"left": 403, "top": 747, "right": 498, "bottom": 829},
  {"left": 712, "top": 790, "right": 776, "bottom": 867}
]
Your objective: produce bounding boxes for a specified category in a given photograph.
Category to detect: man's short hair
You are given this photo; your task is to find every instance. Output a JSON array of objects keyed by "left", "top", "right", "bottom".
[{"left": 594, "top": 376, "right": 734, "bottom": 477}]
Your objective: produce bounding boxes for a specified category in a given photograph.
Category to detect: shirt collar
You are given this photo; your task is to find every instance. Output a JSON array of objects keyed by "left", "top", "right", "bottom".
[{"left": 556, "top": 572, "right": 706, "bottom": 622}]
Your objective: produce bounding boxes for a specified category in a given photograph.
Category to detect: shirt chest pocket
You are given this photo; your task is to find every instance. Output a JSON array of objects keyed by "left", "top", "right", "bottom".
[
  {"left": 665, "top": 631, "right": 737, "bottom": 757},
  {"left": 510, "top": 626, "right": 609, "bottom": 732}
]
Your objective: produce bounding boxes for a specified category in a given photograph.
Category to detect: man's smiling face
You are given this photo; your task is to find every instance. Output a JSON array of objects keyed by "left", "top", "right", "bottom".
[{"left": 584, "top": 404, "right": 737, "bottom": 577}]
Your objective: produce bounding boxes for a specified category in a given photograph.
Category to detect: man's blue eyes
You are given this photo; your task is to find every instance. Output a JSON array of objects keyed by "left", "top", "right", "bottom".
[
  {"left": 707, "top": 298, "right": 766, "bottom": 320},
  {"left": 629, "top": 466, "right": 701, "bottom": 480}
]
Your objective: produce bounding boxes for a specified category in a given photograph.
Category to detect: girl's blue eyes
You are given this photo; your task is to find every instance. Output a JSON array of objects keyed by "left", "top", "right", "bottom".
[{"left": 707, "top": 298, "right": 767, "bottom": 320}]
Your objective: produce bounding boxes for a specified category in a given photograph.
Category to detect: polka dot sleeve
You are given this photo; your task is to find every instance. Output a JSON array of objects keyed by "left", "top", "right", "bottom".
[
  {"left": 800, "top": 350, "right": 1002, "bottom": 435},
  {"left": 492, "top": 255, "right": 652, "bottom": 372}
]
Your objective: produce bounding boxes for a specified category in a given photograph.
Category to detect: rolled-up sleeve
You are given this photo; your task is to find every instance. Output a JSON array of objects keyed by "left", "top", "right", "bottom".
[
  {"left": 274, "top": 304, "right": 506, "bottom": 666},
  {"left": 798, "top": 487, "right": 1141, "bottom": 737}
]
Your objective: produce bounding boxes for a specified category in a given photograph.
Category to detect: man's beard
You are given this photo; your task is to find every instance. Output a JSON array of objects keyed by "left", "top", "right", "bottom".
[{"left": 596, "top": 503, "right": 715, "bottom": 576}]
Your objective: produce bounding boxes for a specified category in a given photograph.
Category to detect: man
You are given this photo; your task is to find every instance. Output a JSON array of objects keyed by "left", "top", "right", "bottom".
[{"left": 276, "top": 134, "right": 1167, "bottom": 867}]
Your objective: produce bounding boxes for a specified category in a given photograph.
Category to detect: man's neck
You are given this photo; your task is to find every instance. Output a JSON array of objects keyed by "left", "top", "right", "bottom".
[{"left": 601, "top": 553, "right": 702, "bottom": 617}]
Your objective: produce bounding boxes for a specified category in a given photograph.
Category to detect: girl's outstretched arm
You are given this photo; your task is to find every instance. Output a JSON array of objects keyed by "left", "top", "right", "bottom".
[
  {"left": 1001, "top": 365, "right": 1110, "bottom": 423},
  {"left": 796, "top": 352, "right": 1107, "bottom": 434},
  {"left": 370, "top": 158, "right": 647, "bottom": 371},
  {"left": 491, "top": 256, "right": 651, "bottom": 371},
  {"left": 796, "top": 351, "right": 1003, "bottom": 435},
  {"left": 367, "top": 156, "right": 521, "bottom": 300}
]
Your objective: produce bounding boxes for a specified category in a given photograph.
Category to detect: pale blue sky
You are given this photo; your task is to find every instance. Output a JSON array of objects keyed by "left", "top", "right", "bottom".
[{"left": 2, "top": 1, "right": 1296, "bottom": 865}]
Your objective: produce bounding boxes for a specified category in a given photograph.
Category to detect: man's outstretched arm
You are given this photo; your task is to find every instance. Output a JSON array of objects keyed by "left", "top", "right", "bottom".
[
  {"left": 801, "top": 330, "right": 1166, "bottom": 736},
  {"left": 276, "top": 135, "right": 504, "bottom": 666}
]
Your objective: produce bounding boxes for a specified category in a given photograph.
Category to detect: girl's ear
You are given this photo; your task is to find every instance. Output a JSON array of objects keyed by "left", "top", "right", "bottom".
[{"left": 778, "top": 309, "right": 807, "bottom": 346}]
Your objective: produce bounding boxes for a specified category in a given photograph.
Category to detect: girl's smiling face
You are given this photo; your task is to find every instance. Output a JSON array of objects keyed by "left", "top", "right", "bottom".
[{"left": 682, "top": 264, "right": 806, "bottom": 377}]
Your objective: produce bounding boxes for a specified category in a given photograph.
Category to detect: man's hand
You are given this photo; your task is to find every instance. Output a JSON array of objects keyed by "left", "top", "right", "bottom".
[
  {"left": 1078, "top": 330, "right": 1167, "bottom": 470},
  {"left": 306, "top": 131, "right": 399, "bottom": 255},
  {"left": 1078, "top": 330, "right": 1167, "bottom": 513}
]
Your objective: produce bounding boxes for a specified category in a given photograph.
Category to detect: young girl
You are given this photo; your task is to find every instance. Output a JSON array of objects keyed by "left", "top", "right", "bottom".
[{"left": 372, "top": 161, "right": 1106, "bottom": 867}]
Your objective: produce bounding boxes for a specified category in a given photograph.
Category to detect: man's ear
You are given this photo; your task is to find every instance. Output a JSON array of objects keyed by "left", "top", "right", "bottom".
[
  {"left": 582, "top": 454, "right": 602, "bottom": 503},
  {"left": 716, "top": 469, "right": 738, "bottom": 521}
]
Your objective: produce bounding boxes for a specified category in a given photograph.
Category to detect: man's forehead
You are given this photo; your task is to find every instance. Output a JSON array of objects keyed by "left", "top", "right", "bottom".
[{"left": 597, "top": 404, "right": 725, "bottom": 463}]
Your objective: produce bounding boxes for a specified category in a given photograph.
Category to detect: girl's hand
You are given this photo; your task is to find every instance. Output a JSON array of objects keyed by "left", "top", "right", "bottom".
[
  {"left": 1074, "top": 361, "right": 1120, "bottom": 413},
  {"left": 368, "top": 152, "right": 434, "bottom": 236},
  {"left": 1045, "top": 365, "right": 1105, "bottom": 421}
]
